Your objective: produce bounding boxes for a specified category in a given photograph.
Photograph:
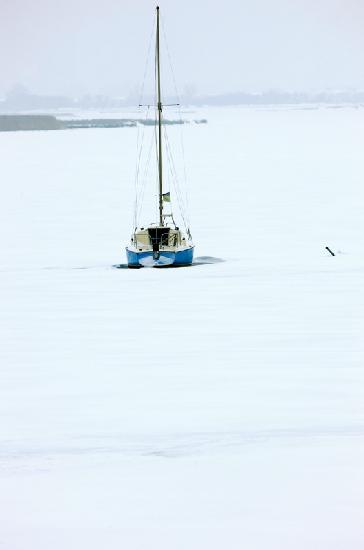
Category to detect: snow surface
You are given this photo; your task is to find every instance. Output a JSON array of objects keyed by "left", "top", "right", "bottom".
[{"left": 0, "top": 106, "right": 364, "bottom": 549}]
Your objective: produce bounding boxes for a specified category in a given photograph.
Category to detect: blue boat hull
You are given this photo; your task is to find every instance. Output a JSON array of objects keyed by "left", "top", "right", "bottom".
[{"left": 126, "top": 247, "right": 194, "bottom": 267}]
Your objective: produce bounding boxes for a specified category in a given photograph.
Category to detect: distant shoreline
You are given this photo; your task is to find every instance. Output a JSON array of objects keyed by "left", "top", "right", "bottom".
[
  {"left": 0, "top": 115, "right": 207, "bottom": 132},
  {"left": 2, "top": 89, "right": 364, "bottom": 113}
]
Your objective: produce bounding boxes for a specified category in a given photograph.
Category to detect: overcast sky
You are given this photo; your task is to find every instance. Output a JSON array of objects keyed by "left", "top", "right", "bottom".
[{"left": 1, "top": 0, "right": 364, "bottom": 98}]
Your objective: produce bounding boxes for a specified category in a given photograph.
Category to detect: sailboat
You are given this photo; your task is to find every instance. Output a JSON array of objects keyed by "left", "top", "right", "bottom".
[{"left": 126, "top": 6, "right": 194, "bottom": 268}]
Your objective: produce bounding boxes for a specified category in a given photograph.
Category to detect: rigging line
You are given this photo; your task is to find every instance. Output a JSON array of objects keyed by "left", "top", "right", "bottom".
[
  {"left": 135, "top": 106, "right": 151, "bottom": 190},
  {"left": 137, "top": 128, "right": 155, "bottom": 224},
  {"left": 134, "top": 106, "right": 151, "bottom": 227},
  {"left": 163, "top": 127, "right": 190, "bottom": 232},
  {"left": 133, "top": 114, "right": 145, "bottom": 228},
  {"left": 133, "top": 119, "right": 141, "bottom": 229},
  {"left": 161, "top": 14, "right": 190, "bottom": 221},
  {"left": 168, "top": 125, "right": 190, "bottom": 228},
  {"left": 135, "top": 128, "right": 150, "bottom": 219},
  {"left": 163, "top": 125, "right": 188, "bottom": 217},
  {"left": 178, "top": 113, "right": 189, "bottom": 213},
  {"left": 165, "top": 148, "right": 185, "bottom": 228},
  {"left": 179, "top": 112, "right": 190, "bottom": 217},
  {"left": 138, "top": 20, "right": 156, "bottom": 106},
  {"left": 137, "top": 128, "right": 154, "bottom": 219},
  {"left": 163, "top": 128, "right": 187, "bottom": 221},
  {"left": 165, "top": 158, "right": 181, "bottom": 228},
  {"left": 160, "top": 14, "right": 180, "bottom": 103},
  {"left": 133, "top": 16, "right": 155, "bottom": 229}
]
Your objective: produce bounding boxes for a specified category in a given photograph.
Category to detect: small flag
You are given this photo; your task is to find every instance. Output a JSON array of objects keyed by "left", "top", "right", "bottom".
[{"left": 162, "top": 192, "right": 171, "bottom": 202}]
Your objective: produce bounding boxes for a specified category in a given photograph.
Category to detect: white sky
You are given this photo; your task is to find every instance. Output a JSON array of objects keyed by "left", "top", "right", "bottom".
[{"left": 1, "top": 0, "right": 364, "bottom": 97}]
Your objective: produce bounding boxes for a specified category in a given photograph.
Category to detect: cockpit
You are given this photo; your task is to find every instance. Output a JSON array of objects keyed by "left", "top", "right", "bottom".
[{"left": 132, "top": 226, "right": 181, "bottom": 251}]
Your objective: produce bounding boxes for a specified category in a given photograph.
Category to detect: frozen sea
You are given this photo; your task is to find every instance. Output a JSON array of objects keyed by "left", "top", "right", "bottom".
[{"left": 0, "top": 105, "right": 363, "bottom": 549}]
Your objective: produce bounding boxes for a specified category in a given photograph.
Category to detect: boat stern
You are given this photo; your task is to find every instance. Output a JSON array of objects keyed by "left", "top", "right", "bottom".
[{"left": 126, "top": 226, "right": 193, "bottom": 268}]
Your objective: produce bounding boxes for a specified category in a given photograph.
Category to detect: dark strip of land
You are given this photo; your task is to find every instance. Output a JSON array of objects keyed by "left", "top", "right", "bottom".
[{"left": 0, "top": 115, "right": 207, "bottom": 132}]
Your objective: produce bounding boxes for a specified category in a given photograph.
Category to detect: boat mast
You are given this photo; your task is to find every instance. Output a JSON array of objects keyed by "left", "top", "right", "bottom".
[{"left": 156, "top": 6, "right": 163, "bottom": 226}]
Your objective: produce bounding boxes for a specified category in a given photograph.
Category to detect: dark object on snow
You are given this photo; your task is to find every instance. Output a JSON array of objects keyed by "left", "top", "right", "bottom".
[
  {"left": 0, "top": 115, "right": 62, "bottom": 131},
  {"left": 325, "top": 246, "right": 335, "bottom": 256},
  {"left": 64, "top": 118, "right": 136, "bottom": 129},
  {"left": 0, "top": 115, "right": 193, "bottom": 132}
]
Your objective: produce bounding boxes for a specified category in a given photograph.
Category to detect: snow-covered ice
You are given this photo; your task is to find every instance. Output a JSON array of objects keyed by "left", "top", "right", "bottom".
[{"left": 0, "top": 106, "right": 363, "bottom": 549}]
